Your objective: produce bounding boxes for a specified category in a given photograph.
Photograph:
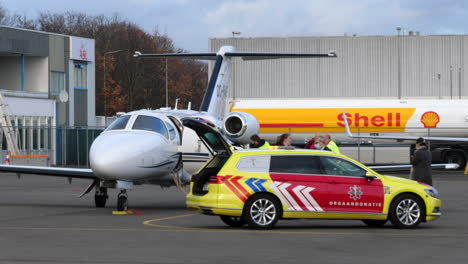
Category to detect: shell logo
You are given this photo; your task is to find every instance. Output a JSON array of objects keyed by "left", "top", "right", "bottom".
[{"left": 420, "top": 111, "right": 440, "bottom": 128}]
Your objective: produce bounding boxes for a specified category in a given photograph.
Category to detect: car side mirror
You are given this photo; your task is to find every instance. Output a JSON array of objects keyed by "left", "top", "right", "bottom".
[{"left": 365, "top": 171, "right": 377, "bottom": 182}]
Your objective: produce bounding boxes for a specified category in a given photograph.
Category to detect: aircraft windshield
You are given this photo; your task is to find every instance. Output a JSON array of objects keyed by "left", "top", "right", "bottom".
[
  {"left": 106, "top": 115, "right": 131, "bottom": 131},
  {"left": 132, "top": 115, "right": 168, "bottom": 138}
]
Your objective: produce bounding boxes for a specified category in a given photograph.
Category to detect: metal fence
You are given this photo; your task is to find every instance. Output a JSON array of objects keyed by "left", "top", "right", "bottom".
[
  {"left": 1, "top": 126, "right": 104, "bottom": 168},
  {"left": 1, "top": 125, "right": 466, "bottom": 167}
]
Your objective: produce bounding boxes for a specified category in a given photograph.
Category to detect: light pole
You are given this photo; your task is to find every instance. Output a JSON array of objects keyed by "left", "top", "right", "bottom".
[
  {"left": 166, "top": 58, "right": 168, "bottom": 107},
  {"left": 103, "top": 49, "right": 122, "bottom": 125},
  {"left": 231, "top": 31, "right": 241, "bottom": 99},
  {"left": 396, "top": 27, "right": 401, "bottom": 99}
]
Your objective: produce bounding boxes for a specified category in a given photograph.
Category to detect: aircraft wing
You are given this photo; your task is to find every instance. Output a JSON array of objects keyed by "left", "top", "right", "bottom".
[
  {"left": 341, "top": 109, "right": 468, "bottom": 142},
  {"left": 0, "top": 164, "right": 97, "bottom": 179},
  {"left": 369, "top": 163, "right": 459, "bottom": 172}
]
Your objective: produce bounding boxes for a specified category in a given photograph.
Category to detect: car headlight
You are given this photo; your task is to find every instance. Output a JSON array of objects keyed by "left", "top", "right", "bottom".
[{"left": 425, "top": 188, "right": 439, "bottom": 198}]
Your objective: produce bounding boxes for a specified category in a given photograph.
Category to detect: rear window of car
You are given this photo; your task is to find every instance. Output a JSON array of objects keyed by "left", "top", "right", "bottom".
[
  {"left": 237, "top": 155, "right": 271, "bottom": 173},
  {"left": 270, "top": 155, "right": 322, "bottom": 175}
]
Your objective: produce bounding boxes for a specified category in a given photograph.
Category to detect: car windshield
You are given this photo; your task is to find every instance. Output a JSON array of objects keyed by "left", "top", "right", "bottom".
[
  {"left": 132, "top": 115, "right": 168, "bottom": 138},
  {"left": 106, "top": 115, "right": 130, "bottom": 131}
]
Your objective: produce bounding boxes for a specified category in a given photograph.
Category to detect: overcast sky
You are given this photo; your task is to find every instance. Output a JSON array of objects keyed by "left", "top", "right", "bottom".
[{"left": 2, "top": 0, "right": 468, "bottom": 52}]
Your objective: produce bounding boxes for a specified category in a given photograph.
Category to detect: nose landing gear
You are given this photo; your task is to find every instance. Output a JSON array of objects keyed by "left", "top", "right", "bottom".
[{"left": 117, "top": 190, "right": 129, "bottom": 211}]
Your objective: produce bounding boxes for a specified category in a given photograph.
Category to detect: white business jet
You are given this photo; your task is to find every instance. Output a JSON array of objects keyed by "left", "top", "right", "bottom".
[{"left": 0, "top": 46, "right": 337, "bottom": 210}]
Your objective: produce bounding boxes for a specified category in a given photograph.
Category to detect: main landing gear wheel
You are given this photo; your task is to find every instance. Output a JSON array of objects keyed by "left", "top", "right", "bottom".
[
  {"left": 389, "top": 194, "right": 424, "bottom": 229},
  {"left": 243, "top": 194, "right": 281, "bottom": 229},
  {"left": 220, "top": 216, "right": 246, "bottom": 227},
  {"left": 94, "top": 187, "right": 108, "bottom": 208},
  {"left": 117, "top": 190, "right": 128, "bottom": 211}
]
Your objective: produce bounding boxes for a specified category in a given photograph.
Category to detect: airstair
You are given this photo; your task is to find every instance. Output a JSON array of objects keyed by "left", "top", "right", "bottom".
[{"left": 0, "top": 93, "right": 19, "bottom": 155}]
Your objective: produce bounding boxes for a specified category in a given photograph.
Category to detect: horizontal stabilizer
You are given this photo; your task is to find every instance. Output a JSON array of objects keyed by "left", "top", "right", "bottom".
[
  {"left": 134, "top": 52, "right": 218, "bottom": 60},
  {"left": 133, "top": 50, "right": 337, "bottom": 60},
  {"left": 225, "top": 51, "right": 337, "bottom": 60}
]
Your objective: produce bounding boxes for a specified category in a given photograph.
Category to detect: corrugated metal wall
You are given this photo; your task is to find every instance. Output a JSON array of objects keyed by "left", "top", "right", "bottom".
[{"left": 209, "top": 35, "right": 468, "bottom": 99}]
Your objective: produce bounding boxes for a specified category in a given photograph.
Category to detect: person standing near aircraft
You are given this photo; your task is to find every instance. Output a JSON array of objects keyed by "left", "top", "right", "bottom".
[
  {"left": 314, "top": 136, "right": 332, "bottom": 151},
  {"left": 324, "top": 134, "right": 340, "bottom": 154},
  {"left": 250, "top": 134, "right": 270, "bottom": 149},
  {"left": 410, "top": 138, "right": 433, "bottom": 186},
  {"left": 277, "top": 133, "right": 292, "bottom": 146}
]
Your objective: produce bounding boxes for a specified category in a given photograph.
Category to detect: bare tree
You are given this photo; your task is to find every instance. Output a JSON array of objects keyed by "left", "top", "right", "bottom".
[{"left": 1, "top": 6, "right": 208, "bottom": 115}]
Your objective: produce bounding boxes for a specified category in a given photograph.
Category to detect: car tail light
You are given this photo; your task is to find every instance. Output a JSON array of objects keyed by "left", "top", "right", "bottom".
[{"left": 209, "top": 176, "right": 225, "bottom": 184}]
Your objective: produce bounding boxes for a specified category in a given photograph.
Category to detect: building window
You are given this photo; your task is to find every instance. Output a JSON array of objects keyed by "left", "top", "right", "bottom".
[
  {"left": 50, "top": 71, "right": 65, "bottom": 95},
  {"left": 74, "top": 62, "right": 87, "bottom": 90}
]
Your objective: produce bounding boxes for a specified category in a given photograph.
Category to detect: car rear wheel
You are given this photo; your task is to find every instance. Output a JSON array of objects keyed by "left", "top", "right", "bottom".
[
  {"left": 389, "top": 194, "right": 424, "bottom": 228},
  {"left": 220, "top": 216, "right": 246, "bottom": 227},
  {"left": 362, "top": 219, "right": 387, "bottom": 227},
  {"left": 244, "top": 194, "right": 281, "bottom": 229}
]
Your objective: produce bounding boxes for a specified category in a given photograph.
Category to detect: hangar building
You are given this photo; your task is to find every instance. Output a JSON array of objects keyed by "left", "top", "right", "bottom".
[
  {"left": 210, "top": 34, "right": 468, "bottom": 100},
  {"left": 210, "top": 34, "right": 468, "bottom": 164},
  {"left": 0, "top": 25, "right": 96, "bottom": 164}
]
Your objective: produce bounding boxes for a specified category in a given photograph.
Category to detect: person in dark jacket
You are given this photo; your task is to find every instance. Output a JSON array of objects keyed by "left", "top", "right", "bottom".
[
  {"left": 410, "top": 137, "right": 433, "bottom": 185},
  {"left": 250, "top": 134, "right": 270, "bottom": 149}
]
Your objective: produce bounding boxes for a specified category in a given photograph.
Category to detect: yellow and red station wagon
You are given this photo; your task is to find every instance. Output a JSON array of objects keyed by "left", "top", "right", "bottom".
[{"left": 183, "top": 118, "right": 441, "bottom": 229}]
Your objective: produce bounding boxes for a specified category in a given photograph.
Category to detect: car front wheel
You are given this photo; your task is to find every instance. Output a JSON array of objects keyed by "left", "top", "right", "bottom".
[
  {"left": 389, "top": 194, "right": 424, "bottom": 228},
  {"left": 243, "top": 194, "right": 281, "bottom": 229}
]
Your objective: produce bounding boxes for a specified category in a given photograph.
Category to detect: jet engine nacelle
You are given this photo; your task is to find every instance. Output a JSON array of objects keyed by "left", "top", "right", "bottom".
[{"left": 223, "top": 111, "right": 260, "bottom": 145}]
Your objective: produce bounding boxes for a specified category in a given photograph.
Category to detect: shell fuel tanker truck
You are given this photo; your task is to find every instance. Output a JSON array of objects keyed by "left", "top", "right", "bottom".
[{"left": 230, "top": 98, "right": 468, "bottom": 168}]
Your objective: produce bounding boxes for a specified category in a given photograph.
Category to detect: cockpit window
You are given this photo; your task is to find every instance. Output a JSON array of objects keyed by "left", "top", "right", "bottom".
[
  {"left": 132, "top": 115, "right": 168, "bottom": 138},
  {"left": 165, "top": 121, "right": 177, "bottom": 140},
  {"left": 106, "top": 115, "right": 130, "bottom": 131}
]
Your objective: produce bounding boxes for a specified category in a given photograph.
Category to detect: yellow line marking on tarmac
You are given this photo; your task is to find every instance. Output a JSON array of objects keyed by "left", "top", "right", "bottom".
[
  {"left": 142, "top": 214, "right": 468, "bottom": 237},
  {"left": 0, "top": 215, "right": 466, "bottom": 237},
  {"left": 142, "top": 213, "right": 195, "bottom": 224}
]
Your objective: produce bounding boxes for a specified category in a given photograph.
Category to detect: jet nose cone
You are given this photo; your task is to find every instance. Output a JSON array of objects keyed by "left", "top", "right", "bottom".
[{"left": 89, "top": 131, "right": 170, "bottom": 180}]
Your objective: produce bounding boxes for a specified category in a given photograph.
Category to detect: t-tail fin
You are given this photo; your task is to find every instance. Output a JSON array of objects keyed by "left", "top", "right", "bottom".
[{"left": 134, "top": 46, "right": 337, "bottom": 120}]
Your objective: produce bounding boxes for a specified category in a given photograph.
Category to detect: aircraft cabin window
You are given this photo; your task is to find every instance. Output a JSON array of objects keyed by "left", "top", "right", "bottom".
[
  {"left": 132, "top": 115, "right": 169, "bottom": 138},
  {"left": 269, "top": 155, "right": 323, "bottom": 175},
  {"left": 165, "top": 121, "right": 177, "bottom": 140},
  {"left": 319, "top": 156, "right": 367, "bottom": 177},
  {"left": 106, "top": 115, "right": 131, "bottom": 131}
]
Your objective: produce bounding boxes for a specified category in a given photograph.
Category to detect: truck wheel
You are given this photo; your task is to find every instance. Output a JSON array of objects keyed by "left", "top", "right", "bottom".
[{"left": 445, "top": 151, "right": 466, "bottom": 169}]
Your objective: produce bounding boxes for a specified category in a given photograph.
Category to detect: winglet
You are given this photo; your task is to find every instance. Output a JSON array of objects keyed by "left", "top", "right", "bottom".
[{"left": 341, "top": 109, "right": 354, "bottom": 137}]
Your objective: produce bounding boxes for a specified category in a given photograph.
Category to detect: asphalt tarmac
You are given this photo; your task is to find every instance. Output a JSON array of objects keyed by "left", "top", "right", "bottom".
[{"left": 0, "top": 170, "right": 467, "bottom": 264}]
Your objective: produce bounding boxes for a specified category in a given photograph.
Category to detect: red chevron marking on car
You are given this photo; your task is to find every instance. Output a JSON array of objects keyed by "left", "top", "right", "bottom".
[{"left": 224, "top": 175, "right": 248, "bottom": 202}]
